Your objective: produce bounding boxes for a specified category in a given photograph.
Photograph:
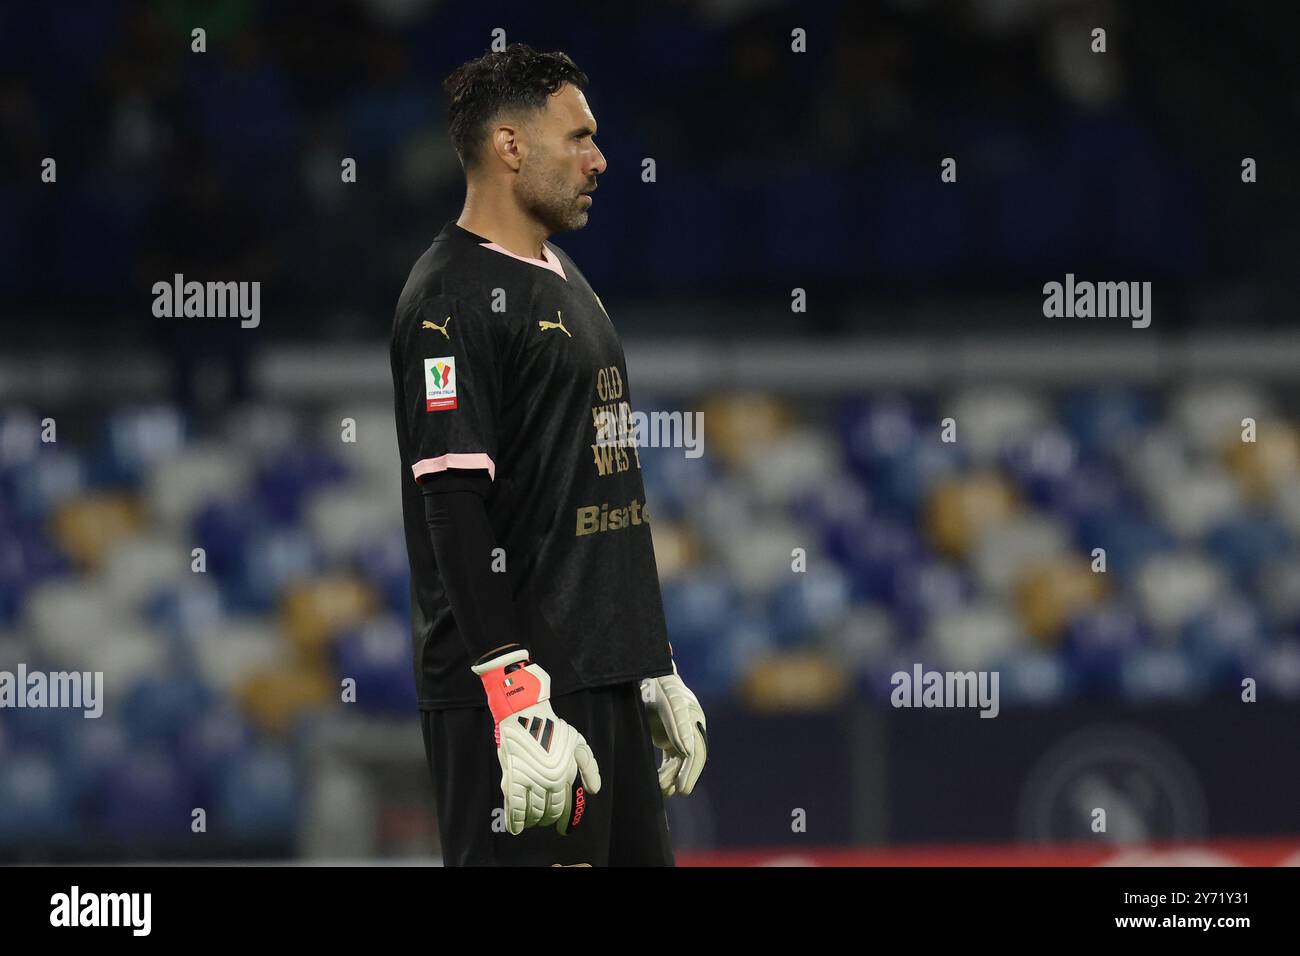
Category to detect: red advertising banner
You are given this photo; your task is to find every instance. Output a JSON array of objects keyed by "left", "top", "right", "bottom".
[{"left": 679, "top": 837, "right": 1300, "bottom": 867}]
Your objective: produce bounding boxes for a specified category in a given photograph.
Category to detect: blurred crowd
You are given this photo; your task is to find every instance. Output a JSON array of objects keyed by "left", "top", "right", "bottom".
[
  {"left": 3, "top": 380, "right": 1300, "bottom": 854},
  {"left": 9, "top": 0, "right": 1292, "bottom": 339}
]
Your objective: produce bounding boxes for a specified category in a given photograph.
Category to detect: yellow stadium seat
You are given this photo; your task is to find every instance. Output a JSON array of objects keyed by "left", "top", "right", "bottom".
[
  {"left": 50, "top": 494, "right": 143, "bottom": 570},
  {"left": 1015, "top": 555, "right": 1106, "bottom": 643},
  {"left": 699, "top": 393, "right": 791, "bottom": 468},
  {"left": 925, "top": 474, "right": 1017, "bottom": 559},
  {"left": 651, "top": 521, "right": 700, "bottom": 579},
  {"left": 280, "top": 574, "right": 378, "bottom": 657},
  {"left": 741, "top": 652, "right": 847, "bottom": 710},
  {"left": 1223, "top": 421, "right": 1300, "bottom": 500},
  {"left": 235, "top": 666, "right": 335, "bottom": 735}
]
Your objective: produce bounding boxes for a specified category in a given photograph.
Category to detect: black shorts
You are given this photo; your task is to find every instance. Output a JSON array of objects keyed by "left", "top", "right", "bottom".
[{"left": 420, "top": 681, "right": 675, "bottom": 866}]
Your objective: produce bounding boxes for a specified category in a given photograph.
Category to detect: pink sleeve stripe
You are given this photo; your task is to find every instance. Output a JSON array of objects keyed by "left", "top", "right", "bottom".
[{"left": 412, "top": 453, "right": 496, "bottom": 481}]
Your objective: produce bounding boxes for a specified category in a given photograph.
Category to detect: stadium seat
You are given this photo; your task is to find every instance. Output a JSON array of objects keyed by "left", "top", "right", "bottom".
[
  {"left": 192, "top": 619, "right": 291, "bottom": 695},
  {"left": 99, "top": 749, "right": 194, "bottom": 840},
  {"left": 767, "top": 566, "right": 853, "bottom": 647},
  {"left": 95, "top": 404, "right": 187, "bottom": 485},
  {"left": 927, "top": 600, "right": 1024, "bottom": 672},
  {"left": 661, "top": 570, "right": 739, "bottom": 650},
  {"left": 1014, "top": 554, "right": 1107, "bottom": 643},
  {"left": 215, "top": 747, "right": 298, "bottom": 844},
  {"left": 1062, "top": 603, "right": 1148, "bottom": 695},
  {"left": 943, "top": 386, "right": 1048, "bottom": 467},
  {"left": 332, "top": 616, "right": 418, "bottom": 715},
  {"left": 741, "top": 652, "right": 848, "bottom": 710},
  {"left": 148, "top": 442, "right": 253, "bottom": 531},
  {"left": 101, "top": 533, "right": 190, "bottom": 610},
  {"left": 0, "top": 754, "right": 74, "bottom": 848},
  {"left": 1134, "top": 552, "right": 1227, "bottom": 637},
  {"left": 971, "top": 513, "right": 1073, "bottom": 597},
  {"left": 281, "top": 573, "right": 378, "bottom": 659},
  {"left": 235, "top": 666, "right": 334, "bottom": 736},
  {"left": 305, "top": 482, "right": 401, "bottom": 563},
  {"left": 924, "top": 473, "right": 1018, "bottom": 559}
]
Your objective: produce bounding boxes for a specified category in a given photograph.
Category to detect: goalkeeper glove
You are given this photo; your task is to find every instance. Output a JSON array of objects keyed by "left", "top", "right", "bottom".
[
  {"left": 641, "top": 662, "right": 708, "bottom": 797},
  {"left": 471, "top": 645, "right": 601, "bottom": 836}
]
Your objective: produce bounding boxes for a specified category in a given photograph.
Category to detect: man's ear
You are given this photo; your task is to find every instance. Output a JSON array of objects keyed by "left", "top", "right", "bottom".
[{"left": 491, "top": 123, "right": 524, "bottom": 171}]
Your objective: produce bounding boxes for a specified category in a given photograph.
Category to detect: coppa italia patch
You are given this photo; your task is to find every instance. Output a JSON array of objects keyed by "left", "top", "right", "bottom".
[{"left": 425, "top": 357, "right": 457, "bottom": 411}]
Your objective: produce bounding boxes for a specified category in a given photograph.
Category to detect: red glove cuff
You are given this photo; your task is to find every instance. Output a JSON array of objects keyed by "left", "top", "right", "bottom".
[{"left": 472, "top": 647, "right": 545, "bottom": 723}]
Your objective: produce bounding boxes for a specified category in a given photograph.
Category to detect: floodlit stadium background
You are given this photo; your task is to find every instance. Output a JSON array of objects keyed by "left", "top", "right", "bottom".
[{"left": 3, "top": 1, "right": 1300, "bottom": 864}]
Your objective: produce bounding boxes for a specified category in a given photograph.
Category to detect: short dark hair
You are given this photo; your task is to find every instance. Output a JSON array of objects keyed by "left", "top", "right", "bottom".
[{"left": 443, "top": 43, "right": 590, "bottom": 170}]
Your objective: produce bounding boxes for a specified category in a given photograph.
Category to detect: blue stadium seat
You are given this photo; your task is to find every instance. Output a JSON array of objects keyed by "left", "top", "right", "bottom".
[
  {"left": 356, "top": 528, "right": 413, "bottom": 616},
  {"left": 711, "top": 609, "right": 777, "bottom": 690},
  {"left": 1119, "top": 647, "right": 1202, "bottom": 702},
  {"left": 332, "top": 617, "right": 418, "bottom": 716},
  {"left": 767, "top": 566, "right": 853, "bottom": 647},
  {"left": 92, "top": 404, "right": 188, "bottom": 486},
  {"left": 840, "top": 394, "right": 926, "bottom": 479},
  {"left": 661, "top": 570, "right": 739, "bottom": 650},
  {"left": 868, "top": 441, "right": 965, "bottom": 517},
  {"left": 216, "top": 747, "right": 298, "bottom": 843},
  {"left": 1073, "top": 510, "right": 1173, "bottom": 577},
  {"left": 0, "top": 754, "right": 75, "bottom": 847},
  {"left": 641, "top": 446, "right": 717, "bottom": 522},
  {"left": 887, "top": 556, "right": 970, "bottom": 637},
  {"left": 999, "top": 425, "right": 1080, "bottom": 507},
  {"left": 0, "top": 521, "right": 68, "bottom": 626},
  {"left": 1206, "top": 514, "right": 1293, "bottom": 589},
  {"left": 227, "top": 527, "right": 319, "bottom": 613},
  {"left": 192, "top": 497, "right": 266, "bottom": 583},
  {"left": 254, "top": 448, "right": 350, "bottom": 527},
  {"left": 824, "top": 514, "right": 923, "bottom": 602},
  {"left": 143, "top": 578, "right": 225, "bottom": 647},
  {"left": 1060, "top": 389, "right": 1156, "bottom": 460},
  {"left": 1181, "top": 597, "right": 1264, "bottom": 686},
  {"left": 991, "top": 650, "right": 1072, "bottom": 706},
  {"left": 790, "top": 473, "right": 872, "bottom": 536},
  {"left": 99, "top": 750, "right": 194, "bottom": 839},
  {"left": 173, "top": 708, "right": 255, "bottom": 811},
  {"left": 56, "top": 717, "right": 128, "bottom": 834},
  {"left": 1062, "top": 603, "right": 1148, "bottom": 696},
  {"left": 1040, "top": 461, "right": 1127, "bottom": 528},
  {"left": 4, "top": 695, "right": 87, "bottom": 753},
  {"left": 4, "top": 449, "right": 86, "bottom": 522},
  {"left": 123, "top": 674, "right": 215, "bottom": 749}
]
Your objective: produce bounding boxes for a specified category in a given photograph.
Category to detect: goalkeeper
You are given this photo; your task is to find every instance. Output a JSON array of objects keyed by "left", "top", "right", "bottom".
[{"left": 389, "top": 44, "right": 706, "bottom": 866}]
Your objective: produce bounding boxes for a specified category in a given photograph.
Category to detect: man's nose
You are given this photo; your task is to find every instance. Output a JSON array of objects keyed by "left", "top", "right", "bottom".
[{"left": 590, "top": 146, "right": 607, "bottom": 175}]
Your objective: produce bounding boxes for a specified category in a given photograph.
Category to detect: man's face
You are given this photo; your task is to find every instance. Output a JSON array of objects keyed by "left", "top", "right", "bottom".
[{"left": 515, "top": 83, "right": 606, "bottom": 234}]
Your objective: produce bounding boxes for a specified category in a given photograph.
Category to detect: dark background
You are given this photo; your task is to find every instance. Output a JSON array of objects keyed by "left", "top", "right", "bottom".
[{"left": 3, "top": 0, "right": 1300, "bottom": 344}]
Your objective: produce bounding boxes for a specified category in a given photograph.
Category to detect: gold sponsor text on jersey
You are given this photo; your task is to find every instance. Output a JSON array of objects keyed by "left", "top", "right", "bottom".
[{"left": 575, "top": 498, "right": 651, "bottom": 536}]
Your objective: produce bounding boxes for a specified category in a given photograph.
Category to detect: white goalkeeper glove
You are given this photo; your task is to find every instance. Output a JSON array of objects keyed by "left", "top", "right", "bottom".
[
  {"left": 641, "top": 662, "right": 708, "bottom": 797},
  {"left": 472, "top": 645, "right": 600, "bottom": 836}
]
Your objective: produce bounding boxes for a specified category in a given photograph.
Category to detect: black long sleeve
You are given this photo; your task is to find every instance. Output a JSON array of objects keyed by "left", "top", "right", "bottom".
[{"left": 420, "top": 470, "right": 520, "bottom": 662}]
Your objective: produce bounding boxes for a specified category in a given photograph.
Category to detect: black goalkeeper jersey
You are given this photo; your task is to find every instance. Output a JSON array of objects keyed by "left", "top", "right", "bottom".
[{"left": 391, "top": 221, "right": 674, "bottom": 709}]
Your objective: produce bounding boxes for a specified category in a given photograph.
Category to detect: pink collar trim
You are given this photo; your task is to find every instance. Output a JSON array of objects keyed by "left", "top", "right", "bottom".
[{"left": 478, "top": 240, "right": 568, "bottom": 281}]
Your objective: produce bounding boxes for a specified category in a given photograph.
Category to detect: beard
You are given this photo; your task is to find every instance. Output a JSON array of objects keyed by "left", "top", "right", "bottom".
[{"left": 517, "top": 159, "right": 590, "bottom": 235}]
